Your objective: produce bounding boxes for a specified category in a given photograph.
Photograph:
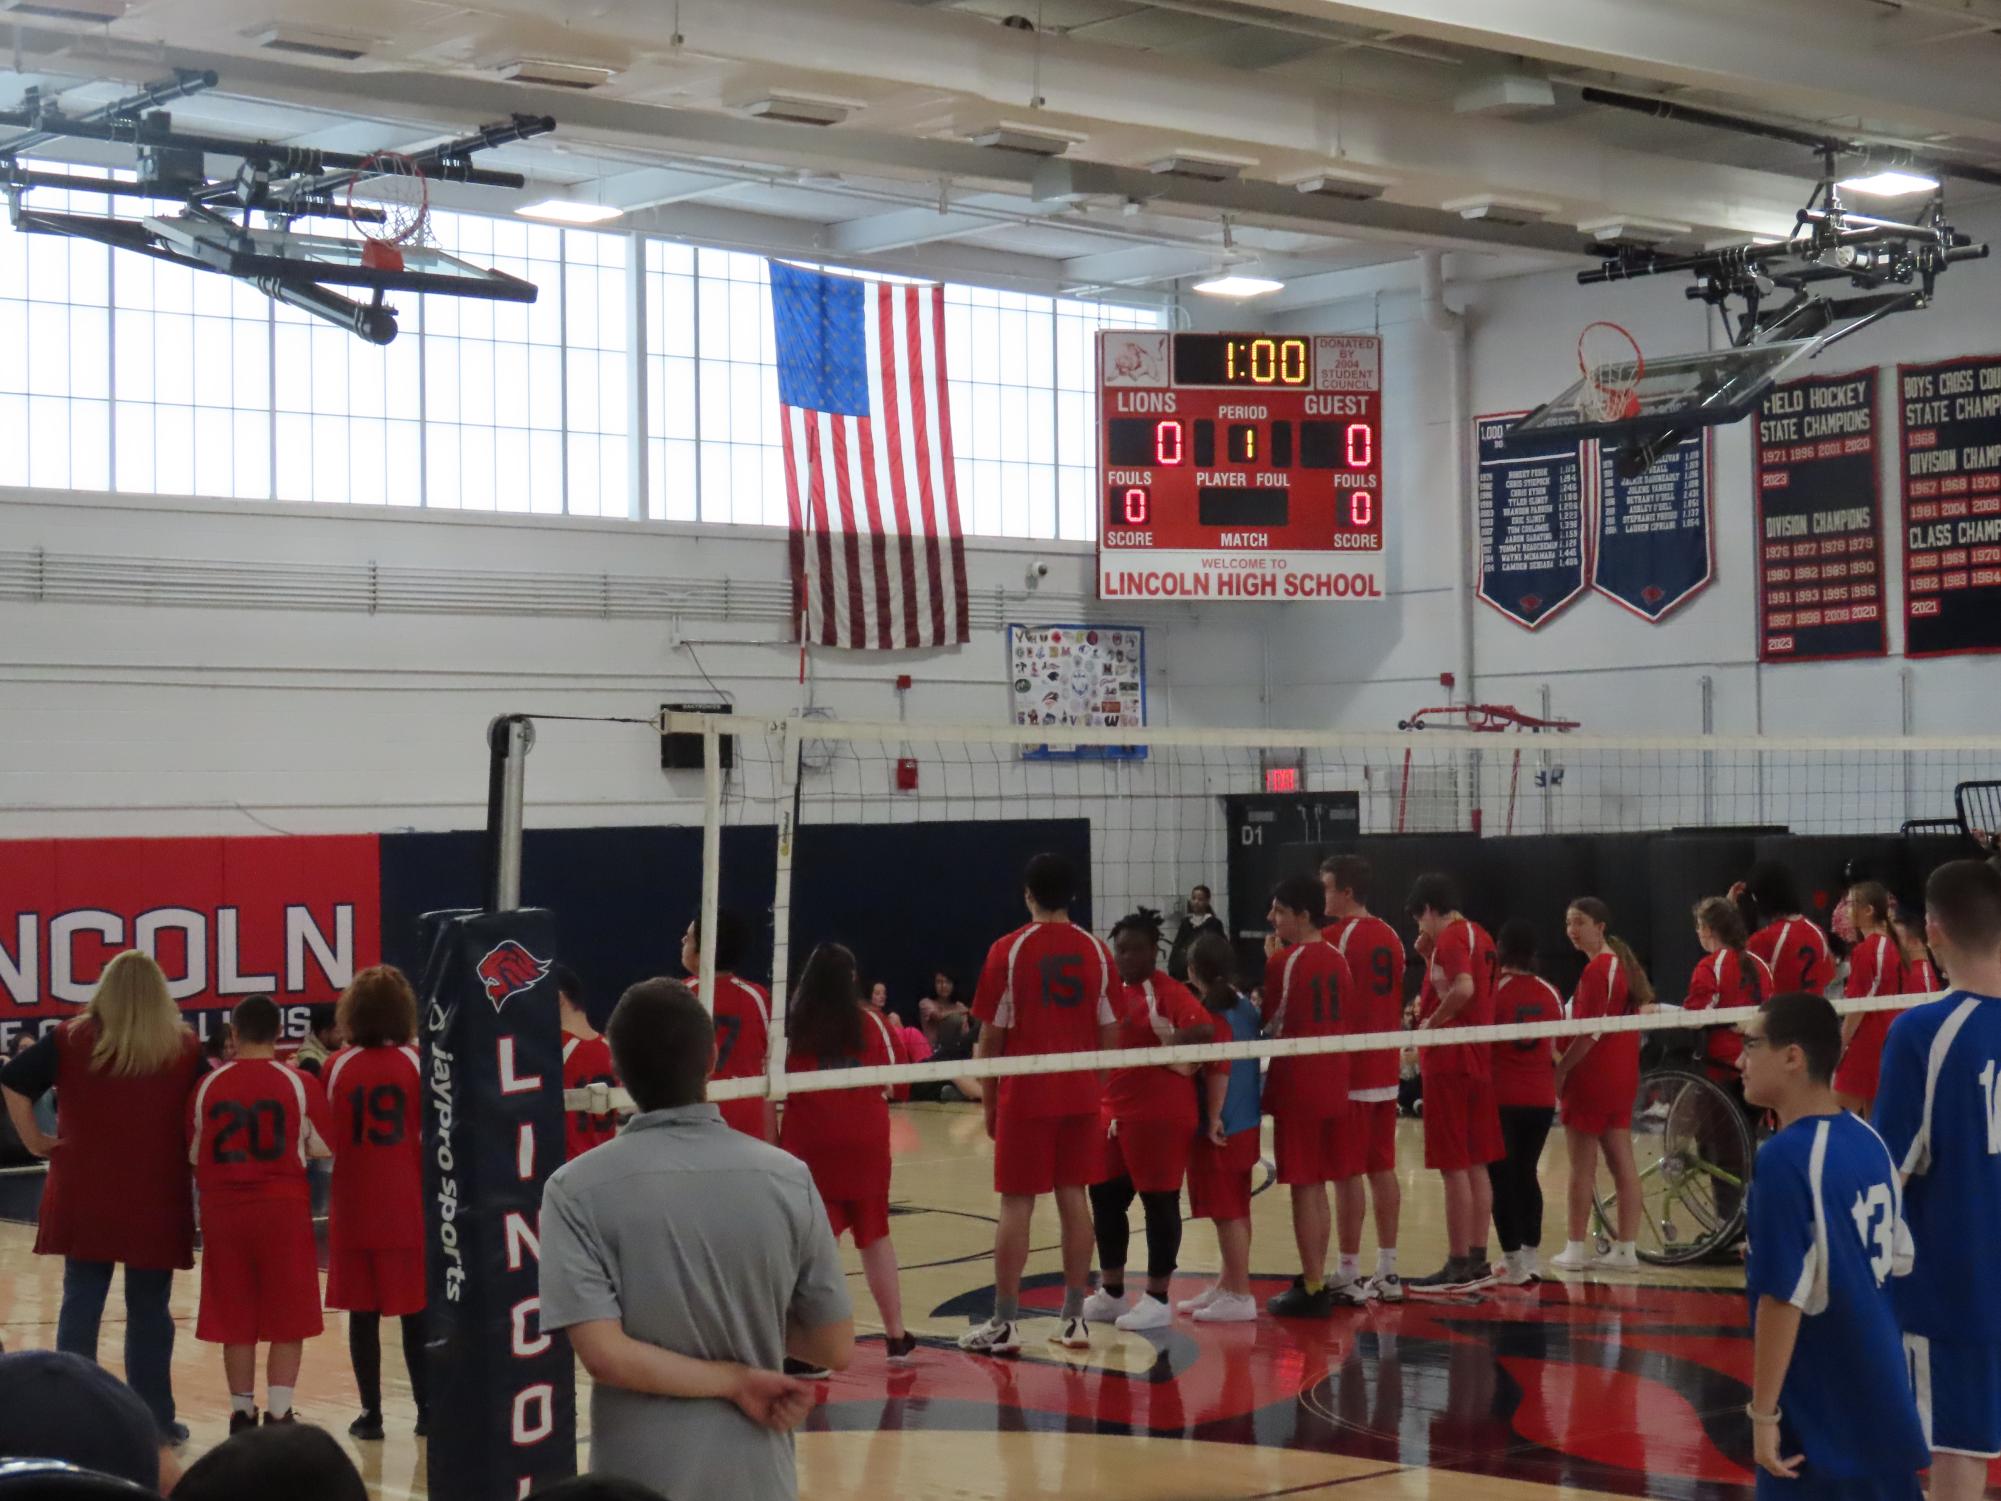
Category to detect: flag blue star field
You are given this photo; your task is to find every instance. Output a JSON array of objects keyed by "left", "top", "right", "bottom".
[{"left": 769, "top": 262, "right": 970, "bottom": 648}]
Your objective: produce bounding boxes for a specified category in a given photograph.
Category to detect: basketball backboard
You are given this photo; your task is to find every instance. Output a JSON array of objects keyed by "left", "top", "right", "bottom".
[
  {"left": 143, "top": 216, "right": 538, "bottom": 301},
  {"left": 1505, "top": 337, "right": 1824, "bottom": 448}
]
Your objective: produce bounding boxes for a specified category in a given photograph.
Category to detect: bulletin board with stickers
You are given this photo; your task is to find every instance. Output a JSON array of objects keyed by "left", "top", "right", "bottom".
[{"left": 1005, "top": 623, "right": 1148, "bottom": 760}]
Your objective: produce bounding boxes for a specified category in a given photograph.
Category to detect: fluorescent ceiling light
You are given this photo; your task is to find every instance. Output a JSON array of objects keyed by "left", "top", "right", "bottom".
[
  {"left": 1837, "top": 170, "right": 1938, "bottom": 196},
  {"left": 1192, "top": 272, "right": 1285, "bottom": 298},
  {"left": 515, "top": 199, "right": 624, "bottom": 224}
]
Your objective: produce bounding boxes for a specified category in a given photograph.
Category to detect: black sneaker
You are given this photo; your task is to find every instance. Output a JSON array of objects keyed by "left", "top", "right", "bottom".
[
  {"left": 1453, "top": 1257, "right": 1498, "bottom": 1292},
  {"left": 414, "top": 1408, "right": 430, "bottom": 1438},
  {"left": 1266, "top": 1277, "right": 1336, "bottom": 1318},
  {"left": 883, "top": 1332, "right": 918, "bottom": 1364},
  {"left": 228, "top": 1409, "right": 258, "bottom": 1436},
  {"left": 783, "top": 1357, "right": 832, "bottom": 1379},
  {"left": 159, "top": 1421, "right": 189, "bottom": 1448},
  {"left": 263, "top": 1410, "right": 297, "bottom": 1426},
  {"left": 349, "top": 1410, "right": 385, "bottom": 1442},
  {"left": 1404, "top": 1262, "right": 1465, "bottom": 1296}
]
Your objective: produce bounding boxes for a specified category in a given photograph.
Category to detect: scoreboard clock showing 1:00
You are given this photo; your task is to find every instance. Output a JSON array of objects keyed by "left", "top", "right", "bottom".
[{"left": 1097, "top": 330, "right": 1384, "bottom": 602}]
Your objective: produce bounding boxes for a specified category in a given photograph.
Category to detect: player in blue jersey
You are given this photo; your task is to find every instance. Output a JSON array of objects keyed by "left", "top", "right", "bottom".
[
  {"left": 1873, "top": 859, "right": 2001, "bottom": 1501},
  {"left": 1740, "top": 990, "right": 1927, "bottom": 1500}
]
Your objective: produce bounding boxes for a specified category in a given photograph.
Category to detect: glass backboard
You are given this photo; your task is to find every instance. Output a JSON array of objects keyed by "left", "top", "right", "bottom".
[{"left": 1506, "top": 337, "right": 1825, "bottom": 448}]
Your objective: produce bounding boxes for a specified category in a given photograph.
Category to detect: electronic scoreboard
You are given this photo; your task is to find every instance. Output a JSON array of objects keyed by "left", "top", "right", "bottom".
[{"left": 1096, "top": 330, "right": 1384, "bottom": 602}]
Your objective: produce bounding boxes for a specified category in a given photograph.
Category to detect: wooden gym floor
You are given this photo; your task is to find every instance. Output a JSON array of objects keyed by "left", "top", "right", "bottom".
[{"left": 2, "top": 1105, "right": 1974, "bottom": 1501}]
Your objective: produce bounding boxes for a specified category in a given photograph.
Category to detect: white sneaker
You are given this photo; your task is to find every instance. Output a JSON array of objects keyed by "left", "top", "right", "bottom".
[
  {"left": 1176, "top": 1283, "right": 1222, "bottom": 1315},
  {"left": 1048, "top": 1316, "right": 1092, "bottom": 1350},
  {"left": 1330, "top": 1275, "right": 1375, "bottom": 1306},
  {"left": 1193, "top": 1291, "right": 1260, "bottom": 1323},
  {"left": 1592, "top": 1244, "right": 1640, "bottom": 1271},
  {"left": 1548, "top": 1243, "right": 1596, "bottom": 1272},
  {"left": 1114, "top": 1296, "right": 1174, "bottom": 1332},
  {"left": 956, "top": 1318, "right": 1020, "bottom": 1355},
  {"left": 1364, "top": 1271, "right": 1404, "bottom": 1304},
  {"left": 1520, "top": 1248, "right": 1542, "bottom": 1281},
  {"left": 1080, "top": 1288, "right": 1131, "bottom": 1323},
  {"left": 1495, "top": 1254, "right": 1536, "bottom": 1287}
]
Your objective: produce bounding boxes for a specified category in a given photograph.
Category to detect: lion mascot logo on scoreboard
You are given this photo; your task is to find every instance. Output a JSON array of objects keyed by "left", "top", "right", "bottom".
[{"left": 476, "top": 940, "right": 551, "bottom": 1011}]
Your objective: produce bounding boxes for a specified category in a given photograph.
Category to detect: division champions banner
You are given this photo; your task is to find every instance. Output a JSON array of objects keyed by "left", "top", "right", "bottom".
[
  {"left": 1592, "top": 431, "right": 1712, "bottom": 620},
  {"left": 1476, "top": 411, "right": 1586, "bottom": 630},
  {"left": 1752, "top": 370, "right": 1887, "bottom": 663},
  {"left": 1899, "top": 354, "right": 2001, "bottom": 657}
]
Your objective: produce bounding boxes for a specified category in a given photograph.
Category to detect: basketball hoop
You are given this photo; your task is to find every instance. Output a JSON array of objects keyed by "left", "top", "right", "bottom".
[
  {"left": 346, "top": 152, "right": 429, "bottom": 275},
  {"left": 1578, "top": 320, "right": 1644, "bottom": 422}
]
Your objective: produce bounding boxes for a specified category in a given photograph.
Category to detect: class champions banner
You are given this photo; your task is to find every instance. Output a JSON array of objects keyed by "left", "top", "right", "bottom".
[
  {"left": 1899, "top": 354, "right": 2001, "bottom": 657},
  {"left": 1592, "top": 432, "right": 1712, "bottom": 621},
  {"left": 1753, "top": 370, "right": 1888, "bottom": 663},
  {"left": 1476, "top": 411, "right": 1587, "bottom": 630}
]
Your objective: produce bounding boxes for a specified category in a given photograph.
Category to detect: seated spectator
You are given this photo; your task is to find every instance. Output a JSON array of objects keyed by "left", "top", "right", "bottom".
[
  {"left": 0, "top": 1349, "right": 178, "bottom": 1494},
  {"left": 290, "top": 1007, "right": 340, "bottom": 1077},
  {"left": 917, "top": 970, "right": 971, "bottom": 1047},
  {"left": 169, "top": 1422, "right": 365, "bottom": 1501},
  {"left": 907, "top": 1013, "right": 981, "bottom": 1104},
  {"left": 540, "top": 978, "right": 853, "bottom": 1501}
]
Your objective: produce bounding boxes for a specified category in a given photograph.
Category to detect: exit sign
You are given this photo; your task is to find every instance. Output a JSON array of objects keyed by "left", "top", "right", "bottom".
[{"left": 1264, "top": 766, "right": 1299, "bottom": 793}]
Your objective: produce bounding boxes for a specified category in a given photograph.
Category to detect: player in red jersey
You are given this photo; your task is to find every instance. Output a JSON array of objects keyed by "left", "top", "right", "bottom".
[
  {"left": 188, "top": 994, "right": 332, "bottom": 1433},
  {"left": 1893, "top": 905, "right": 1941, "bottom": 996},
  {"left": 1550, "top": 898, "right": 1652, "bottom": 1274},
  {"left": 1405, "top": 874, "right": 1502, "bottom": 1295},
  {"left": 1738, "top": 862, "right": 1836, "bottom": 995},
  {"left": 1261, "top": 876, "right": 1358, "bottom": 1319},
  {"left": 1685, "top": 897, "right": 1774, "bottom": 1077},
  {"left": 555, "top": 967, "right": 619, "bottom": 1158},
  {"left": 682, "top": 910, "right": 775, "bottom": 1142},
  {"left": 1082, "top": 908, "right": 1212, "bottom": 1333},
  {"left": 1831, "top": 881, "right": 1909, "bottom": 1116},
  {"left": 323, "top": 966, "right": 428, "bottom": 1443},
  {"left": 1322, "top": 855, "right": 1407, "bottom": 1304},
  {"left": 779, "top": 943, "right": 915, "bottom": 1367},
  {"left": 957, "top": 853, "right": 1119, "bottom": 1357},
  {"left": 1488, "top": 922, "right": 1562, "bottom": 1286}
]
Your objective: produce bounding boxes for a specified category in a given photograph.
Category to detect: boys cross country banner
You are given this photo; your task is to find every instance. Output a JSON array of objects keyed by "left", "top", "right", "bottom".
[
  {"left": 0, "top": 834, "right": 378, "bottom": 1033},
  {"left": 1592, "top": 431, "right": 1712, "bottom": 621},
  {"left": 1899, "top": 353, "right": 2001, "bottom": 657},
  {"left": 1476, "top": 412, "right": 1587, "bottom": 630},
  {"left": 421, "top": 906, "right": 575, "bottom": 1501},
  {"left": 1753, "top": 370, "right": 1887, "bottom": 663}
]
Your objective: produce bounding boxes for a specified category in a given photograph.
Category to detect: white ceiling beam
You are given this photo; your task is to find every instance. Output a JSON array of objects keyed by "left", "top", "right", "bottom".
[
  {"left": 1257, "top": 249, "right": 1564, "bottom": 313},
  {"left": 1237, "top": 0, "right": 2001, "bottom": 145},
  {"left": 821, "top": 193, "right": 1054, "bottom": 254}
]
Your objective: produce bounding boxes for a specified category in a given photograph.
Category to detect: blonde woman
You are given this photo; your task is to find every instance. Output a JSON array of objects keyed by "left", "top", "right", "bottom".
[{"left": 0, "top": 950, "right": 204, "bottom": 1441}]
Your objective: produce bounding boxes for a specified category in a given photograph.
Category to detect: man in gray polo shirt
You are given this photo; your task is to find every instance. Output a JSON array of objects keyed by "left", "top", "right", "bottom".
[{"left": 541, "top": 978, "right": 854, "bottom": 1501}]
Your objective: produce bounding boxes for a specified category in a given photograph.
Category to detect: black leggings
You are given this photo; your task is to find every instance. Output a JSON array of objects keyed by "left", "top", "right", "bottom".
[
  {"left": 348, "top": 1311, "right": 429, "bottom": 1416},
  {"left": 1089, "top": 1177, "right": 1183, "bottom": 1284},
  {"left": 1487, "top": 1105, "right": 1555, "bottom": 1253}
]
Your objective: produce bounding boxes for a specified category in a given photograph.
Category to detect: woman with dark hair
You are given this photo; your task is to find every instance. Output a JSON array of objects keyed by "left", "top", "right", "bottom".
[
  {"left": 0, "top": 950, "right": 203, "bottom": 1440},
  {"left": 918, "top": 969, "right": 969, "bottom": 1047},
  {"left": 1550, "top": 898, "right": 1651, "bottom": 1273},
  {"left": 1736, "top": 862, "right": 1836, "bottom": 996},
  {"left": 779, "top": 943, "right": 914, "bottom": 1364},
  {"left": 1893, "top": 905, "right": 1940, "bottom": 994},
  {"left": 1831, "top": 881, "right": 1908, "bottom": 1117},
  {"left": 1684, "top": 896, "right": 1773, "bottom": 1078},
  {"left": 1487, "top": 922, "right": 1562, "bottom": 1286}
]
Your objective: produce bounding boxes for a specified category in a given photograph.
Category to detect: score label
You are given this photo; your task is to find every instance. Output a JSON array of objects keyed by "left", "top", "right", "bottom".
[{"left": 1097, "top": 331, "right": 1385, "bottom": 602}]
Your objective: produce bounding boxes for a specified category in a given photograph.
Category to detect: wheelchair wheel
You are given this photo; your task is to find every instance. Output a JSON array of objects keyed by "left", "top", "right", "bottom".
[{"left": 1590, "top": 1066, "right": 1754, "bottom": 1265}]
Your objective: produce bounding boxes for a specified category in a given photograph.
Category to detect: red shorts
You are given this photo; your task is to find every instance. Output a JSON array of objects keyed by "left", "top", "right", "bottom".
[
  {"left": 1188, "top": 1127, "right": 1261, "bottom": 1221},
  {"left": 720, "top": 1097, "right": 775, "bottom": 1142},
  {"left": 823, "top": 1195, "right": 892, "bottom": 1248},
  {"left": 1098, "top": 1115, "right": 1194, "bottom": 1194},
  {"left": 1274, "top": 1108, "right": 1358, "bottom": 1186},
  {"left": 1351, "top": 1098, "right": 1398, "bottom": 1175},
  {"left": 197, "top": 1198, "right": 323, "bottom": 1345},
  {"left": 995, "top": 1111, "right": 1100, "bottom": 1196},
  {"left": 1422, "top": 1072, "right": 1504, "bottom": 1171},
  {"left": 326, "top": 1247, "right": 426, "bottom": 1316}
]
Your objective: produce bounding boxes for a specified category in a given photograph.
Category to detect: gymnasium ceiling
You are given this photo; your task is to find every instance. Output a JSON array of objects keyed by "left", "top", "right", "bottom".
[{"left": 5, "top": 0, "right": 2001, "bottom": 310}]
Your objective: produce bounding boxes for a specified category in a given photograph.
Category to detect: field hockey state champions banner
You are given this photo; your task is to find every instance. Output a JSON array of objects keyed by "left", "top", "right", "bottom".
[
  {"left": 1477, "top": 412, "right": 1586, "bottom": 629},
  {"left": 0, "top": 834, "right": 379, "bottom": 1036},
  {"left": 1899, "top": 355, "right": 2001, "bottom": 657},
  {"left": 1593, "top": 432, "right": 1712, "bottom": 620},
  {"left": 1753, "top": 370, "right": 1887, "bottom": 663}
]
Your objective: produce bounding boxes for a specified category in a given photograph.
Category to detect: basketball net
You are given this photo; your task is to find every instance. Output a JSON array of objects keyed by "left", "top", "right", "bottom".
[
  {"left": 348, "top": 152, "right": 430, "bottom": 275},
  {"left": 1578, "top": 320, "right": 1644, "bottom": 422}
]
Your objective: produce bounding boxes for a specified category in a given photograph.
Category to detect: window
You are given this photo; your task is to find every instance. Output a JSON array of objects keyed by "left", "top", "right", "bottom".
[{"left": 0, "top": 183, "right": 1163, "bottom": 540}]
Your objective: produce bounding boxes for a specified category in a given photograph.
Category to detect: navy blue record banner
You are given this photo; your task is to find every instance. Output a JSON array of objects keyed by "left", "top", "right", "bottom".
[
  {"left": 1592, "top": 432, "right": 1713, "bottom": 620},
  {"left": 1476, "top": 411, "right": 1586, "bottom": 630},
  {"left": 421, "top": 906, "right": 577, "bottom": 1501},
  {"left": 1899, "top": 354, "right": 2001, "bottom": 657}
]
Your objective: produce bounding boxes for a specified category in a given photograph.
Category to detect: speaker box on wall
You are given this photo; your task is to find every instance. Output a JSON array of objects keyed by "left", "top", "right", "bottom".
[{"left": 660, "top": 703, "right": 734, "bottom": 770}]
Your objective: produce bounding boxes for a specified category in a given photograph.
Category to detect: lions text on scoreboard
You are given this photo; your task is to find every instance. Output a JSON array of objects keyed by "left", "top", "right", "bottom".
[{"left": 1097, "top": 330, "right": 1384, "bottom": 602}]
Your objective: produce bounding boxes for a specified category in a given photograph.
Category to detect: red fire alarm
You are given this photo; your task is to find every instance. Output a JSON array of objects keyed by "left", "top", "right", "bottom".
[
  {"left": 895, "top": 674, "right": 913, "bottom": 691},
  {"left": 895, "top": 756, "right": 919, "bottom": 791}
]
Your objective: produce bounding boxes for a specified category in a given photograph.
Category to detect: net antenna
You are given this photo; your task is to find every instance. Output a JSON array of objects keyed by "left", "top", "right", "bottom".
[
  {"left": 347, "top": 152, "right": 430, "bottom": 273},
  {"left": 1577, "top": 321, "right": 1643, "bottom": 423}
]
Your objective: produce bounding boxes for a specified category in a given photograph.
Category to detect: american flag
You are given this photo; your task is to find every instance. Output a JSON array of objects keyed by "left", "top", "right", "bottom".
[{"left": 770, "top": 262, "right": 970, "bottom": 649}]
